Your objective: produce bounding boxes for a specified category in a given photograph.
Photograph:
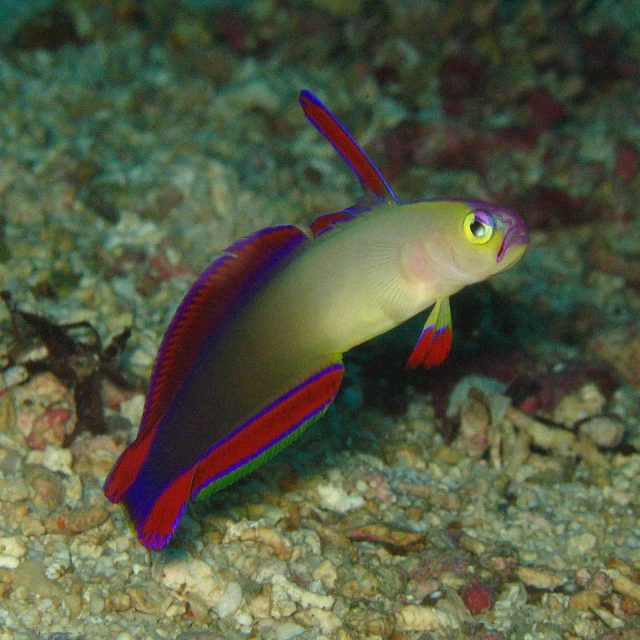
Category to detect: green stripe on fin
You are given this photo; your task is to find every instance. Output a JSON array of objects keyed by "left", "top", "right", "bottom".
[{"left": 191, "top": 358, "right": 344, "bottom": 502}]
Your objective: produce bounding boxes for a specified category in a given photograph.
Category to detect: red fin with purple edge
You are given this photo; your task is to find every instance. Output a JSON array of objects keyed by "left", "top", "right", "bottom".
[
  {"left": 191, "top": 359, "right": 344, "bottom": 501},
  {"left": 113, "top": 465, "right": 194, "bottom": 550},
  {"left": 406, "top": 298, "right": 452, "bottom": 369},
  {"left": 103, "top": 429, "right": 155, "bottom": 504},
  {"left": 309, "top": 211, "right": 358, "bottom": 238},
  {"left": 103, "top": 225, "right": 310, "bottom": 505},
  {"left": 300, "top": 90, "right": 398, "bottom": 204}
]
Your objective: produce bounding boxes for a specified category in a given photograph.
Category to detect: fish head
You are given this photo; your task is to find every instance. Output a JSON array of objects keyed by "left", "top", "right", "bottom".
[
  {"left": 440, "top": 199, "right": 528, "bottom": 283},
  {"left": 401, "top": 199, "right": 529, "bottom": 292},
  {"left": 460, "top": 199, "right": 529, "bottom": 269}
]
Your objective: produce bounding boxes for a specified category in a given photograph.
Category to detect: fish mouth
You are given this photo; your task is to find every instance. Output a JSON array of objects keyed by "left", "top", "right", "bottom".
[{"left": 497, "top": 222, "right": 529, "bottom": 262}]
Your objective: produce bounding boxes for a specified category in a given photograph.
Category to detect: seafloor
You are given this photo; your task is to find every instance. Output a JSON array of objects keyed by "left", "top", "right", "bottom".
[{"left": 0, "top": 1, "right": 639, "bottom": 639}]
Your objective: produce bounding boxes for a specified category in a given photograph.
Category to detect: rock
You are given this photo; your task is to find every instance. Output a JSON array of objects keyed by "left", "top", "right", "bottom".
[
  {"left": 153, "top": 551, "right": 223, "bottom": 621},
  {"left": 271, "top": 574, "right": 334, "bottom": 611},
  {"left": 346, "top": 523, "right": 426, "bottom": 554},
  {"left": 119, "top": 394, "right": 145, "bottom": 428},
  {"left": 460, "top": 583, "right": 495, "bottom": 614},
  {"left": 0, "top": 555, "right": 19, "bottom": 569},
  {"left": 566, "top": 532, "right": 597, "bottom": 556},
  {"left": 224, "top": 521, "right": 293, "bottom": 560},
  {"left": 569, "top": 590, "right": 601, "bottom": 610},
  {"left": 459, "top": 534, "right": 486, "bottom": 556},
  {"left": 295, "top": 607, "right": 342, "bottom": 634},
  {"left": 578, "top": 415, "right": 626, "bottom": 448},
  {"left": 0, "top": 393, "right": 17, "bottom": 431},
  {"left": 344, "top": 607, "right": 395, "bottom": 638},
  {"left": 56, "top": 506, "right": 109, "bottom": 533},
  {"left": 175, "top": 632, "right": 226, "bottom": 640},
  {"left": 274, "top": 620, "right": 305, "bottom": 640},
  {"left": 129, "top": 586, "right": 161, "bottom": 614},
  {"left": 106, "top": 592, "right": 131, "bottom": 612},
  {"left": 217, "top": 581, "right": 243, "bottom": 618},
  {"left": 25, "top": 465, "right": 65, "bottom": 508},
  {"left": 13, "top": 372, "right": 76, "bottom": 448},
  {"left": 340, "top": 567, "right": 380, "bottom": 601},
  {"left": 0, "top": 536, "right": 27, "bottom": 560},
  {"left": 316, "top": 483, "right": 364, "bottom": 514},
  {"left": 612, "top": 575, "right": 640, "bottom": 602},
  {"left": 516, "top": 566, "right": 565, "bottom": 590},
  {"left": 26, "top": 445, "right": 73, "bottom": 475},
  {"left": 218, "top": 80, "right": 281, "bottom": 115},
  {"left": 552, "top": 383, "right": 606, "bottom": 427},
  {"left": 14, "top": 560, "right": 66, "bottom": 600},
  {"left": 395, "top": 604, "right": 458, "bottom": 631},
  {"left": 0, "top": 478, "right": 29, "bottom": 502},
  {"left": 312, "top": 559, "right": 338, "bottom": 590}
]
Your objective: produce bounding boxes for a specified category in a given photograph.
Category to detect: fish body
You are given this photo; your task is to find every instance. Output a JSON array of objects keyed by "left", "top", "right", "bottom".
[{"left": 104, "top": 90, "right": 529, "bottom": 549}]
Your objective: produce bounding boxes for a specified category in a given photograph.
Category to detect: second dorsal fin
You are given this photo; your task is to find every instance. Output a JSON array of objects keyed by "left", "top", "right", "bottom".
[{"left": 103, "top": 225, "right": 310, "bottom": 505}]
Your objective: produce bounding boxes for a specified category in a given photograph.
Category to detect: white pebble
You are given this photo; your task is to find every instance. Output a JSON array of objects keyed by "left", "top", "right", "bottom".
[
  {"left": 1, "top": 365, "right": 28, "bottom": 389},
  {"left": 153, "top": 552, "right": 223, "bottom": 609},
  {"left": 0, "top": 536, "right": 27, "bottom": 558},
  {"left": 0, "top": 555, "right": 19, "bottom": 569},
  {"left": 395, "top": 605, "right": 458, "bottom": 631},
  {"left": 271, "top": 574, "right": 334, "bottom": 610},
  {"left": 579, "top": 415, "right": 625, "bottom": 449},
  {"left": 26, "top": 445, "right": 73, "bottom": 475},
  {"left": 316, "top": 483, "right": 364, "bottom": 513},
  {"left": 120, "top": 394, "right": 145, "bottom": 427},
  {"left": 305, "top": 607, "right": 342, "bottom": 634},
  {"left": 313, "top": 559, "right": 338, "bottom": 590},
  {"left": 567, "top": 532, "right": 597, "bottom": 556},
  {"left": 165, "top": 601, "right": 187, "bottom": 618},
  {"left": 45, "top": 560, "right": 69, "bottom": 580},
  {"left": 217, "top": 581, "right": 242, "bottom": 618},
  {"left": 275, "top": 621, "right": 305, "bottom": 640}
]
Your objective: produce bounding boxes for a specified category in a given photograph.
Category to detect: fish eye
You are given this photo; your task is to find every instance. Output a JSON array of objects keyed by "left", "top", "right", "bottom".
[{"left": 464, "top": 210, "right": 494, "bottom": 244}]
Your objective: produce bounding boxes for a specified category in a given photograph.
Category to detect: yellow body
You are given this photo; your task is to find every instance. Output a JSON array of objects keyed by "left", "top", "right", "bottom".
[
  {"left": 158, "top": 199, "right": 525, "bottom": 466},
  {"left": 242, "top": 200, "right": 525, "bottom": 359}
]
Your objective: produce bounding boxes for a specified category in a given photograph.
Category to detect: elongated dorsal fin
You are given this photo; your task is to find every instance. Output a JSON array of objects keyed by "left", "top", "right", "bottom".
[{"left": 300, "top": 90, "right": 398, "bottom": 205}]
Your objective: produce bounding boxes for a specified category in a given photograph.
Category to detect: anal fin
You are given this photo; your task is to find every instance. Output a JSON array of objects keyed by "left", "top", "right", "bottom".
[{"left": 192, "top": 359, "right": 344, "bottom": 501}]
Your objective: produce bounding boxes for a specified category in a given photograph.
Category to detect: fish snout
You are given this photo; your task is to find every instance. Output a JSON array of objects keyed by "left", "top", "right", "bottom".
[{"left": 497, "top": 220, "right": 529, "bottom": 263}]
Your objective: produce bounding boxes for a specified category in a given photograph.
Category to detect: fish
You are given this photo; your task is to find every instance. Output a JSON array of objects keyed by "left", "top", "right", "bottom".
[{"left": 103, "top": 89, "right": 529, "bottom": 550}]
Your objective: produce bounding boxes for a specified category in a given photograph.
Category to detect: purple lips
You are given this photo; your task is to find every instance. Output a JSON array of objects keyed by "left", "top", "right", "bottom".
[{"left": 497, "top": 220, "right": 529, "bottom": 262}]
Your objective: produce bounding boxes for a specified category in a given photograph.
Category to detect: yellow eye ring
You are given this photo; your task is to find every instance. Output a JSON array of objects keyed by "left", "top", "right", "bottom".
[{"left": 463, "top": 211, "right": 495, "bottom": 244}]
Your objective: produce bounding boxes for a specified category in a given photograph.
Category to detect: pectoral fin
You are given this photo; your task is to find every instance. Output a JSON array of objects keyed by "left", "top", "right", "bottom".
[{"left": 406, "top": 298, "right": 452, "bottom": 369}]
